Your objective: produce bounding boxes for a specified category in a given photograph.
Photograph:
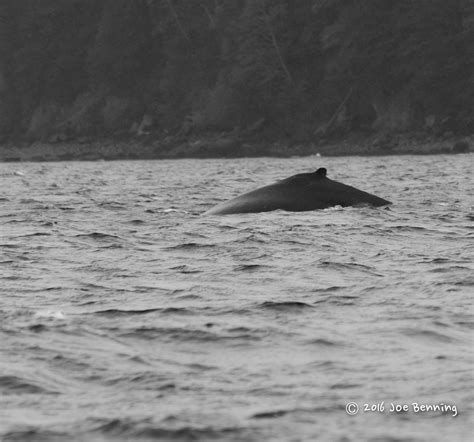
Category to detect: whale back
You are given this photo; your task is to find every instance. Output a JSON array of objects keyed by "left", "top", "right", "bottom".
[{"left": 204, "top": 168, "right": 391, "bottom": 215}]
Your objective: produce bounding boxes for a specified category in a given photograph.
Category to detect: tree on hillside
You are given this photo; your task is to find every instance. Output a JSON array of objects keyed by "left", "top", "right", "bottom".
[
  {"left": 87, "top": 0, "right": 152, "bottom": 94},
  {"left": 313, "top": 0, "right": 469, "bottom": 132},
  {"left": 0, "top": 0, "right": 16, "bottom": 135},
  {"left": 229, "top": 0, "right": 294, "bottom": 126},
  {"left": 0, "top": 0, "right": 472, "bottom": 143},
  {"left": 457, "top": 0, "right": 474, "bottom": 132},
  {"left": 147, "top": 0, "right": 220, "bottom": 129}
]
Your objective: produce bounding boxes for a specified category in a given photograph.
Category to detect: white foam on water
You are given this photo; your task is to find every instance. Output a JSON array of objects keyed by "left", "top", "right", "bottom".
[{"left": 34, "top": 310, "right": 66, "bottom": 320}]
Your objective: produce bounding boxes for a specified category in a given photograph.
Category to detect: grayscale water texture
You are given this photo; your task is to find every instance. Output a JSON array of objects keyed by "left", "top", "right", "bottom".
[{"left": 0, "top": 154, "right": 473, "bottom": 441}]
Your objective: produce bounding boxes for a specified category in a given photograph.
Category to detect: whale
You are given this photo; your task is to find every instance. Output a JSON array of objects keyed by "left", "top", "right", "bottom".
[{"left": 204, "top": 168, "right": 391, "bottom": 215}]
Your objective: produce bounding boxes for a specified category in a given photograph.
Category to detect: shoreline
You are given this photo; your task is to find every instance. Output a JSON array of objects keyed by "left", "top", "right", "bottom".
[{"left": 0, "top": 132, "right": 472, "bottom": 162}]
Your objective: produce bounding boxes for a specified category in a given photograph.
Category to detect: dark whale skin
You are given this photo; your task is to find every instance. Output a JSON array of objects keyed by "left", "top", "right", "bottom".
[{"left": 204, "top": 168, "right": 391, "bottom": 215}]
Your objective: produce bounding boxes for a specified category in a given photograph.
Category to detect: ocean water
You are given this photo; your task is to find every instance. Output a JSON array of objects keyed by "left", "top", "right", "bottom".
[{"left": 0, "top": 154, "right": 472, "bottom": 442}]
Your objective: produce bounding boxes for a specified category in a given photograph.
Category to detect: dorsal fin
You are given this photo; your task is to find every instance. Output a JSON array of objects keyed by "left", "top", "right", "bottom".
[{"left": 314, "top": 167, "right": 327, "bottom": 178}]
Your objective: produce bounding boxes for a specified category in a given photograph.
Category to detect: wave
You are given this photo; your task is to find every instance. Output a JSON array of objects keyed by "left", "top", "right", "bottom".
[
  {"left": 258, "top": 301, "right": 313, "bottom": 310},
  {"left": 169, "top": 265, "right": 202, "bottom": 274},
  {"left": 89, "top": 418, "right": 247, "bottom": 441},
  {"left": 118, "top": 327, "right": 220, "bottom": 342},
  {"left": 233, "top": 264, "right": 267, "bottom": 272},
  {"left": 128, "top": 219, "right": 145, "bottom": 225},
  {"left": 14, "top": 232, "right": 52, "bottom": 238},
  {"left": 402, "top": 328, "right": 457, "bottom": 343},
  {"left": 164, "top": 242, "right": 216, "bottom": 250},
  {"left": 74, "top": 232, "right": 122, "bottom": 240},
  {"left": 306, "top": 338, "right": 341, "bottom": 347},
  {"left": 251, "top": 405, "right": 336, "bottom": 420},
  {"left": 313, "top": 295, "right": 359, "bottom": 306},
  {"left": 318, "top": 260, "right": 383, "bottom": 276},
  {"left": 93, "top": 307, "right": 190, "bottom": 317},
  {"left": 0, "top": 375, "right": 58, "bottom": 395},
  {"left": 1, "top": 429, "right": 68, "bottom": 442},
  {"left": 251, "top": 410, "right": 288, "bottom": 419},
  {"left": 116, "top": 326, "right": 265, "bottom": 343}
]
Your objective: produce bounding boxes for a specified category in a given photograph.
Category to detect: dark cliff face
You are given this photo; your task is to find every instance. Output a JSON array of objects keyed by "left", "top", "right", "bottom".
[{"left": 0, "top": 0, "right": 473, "bottom": 146}]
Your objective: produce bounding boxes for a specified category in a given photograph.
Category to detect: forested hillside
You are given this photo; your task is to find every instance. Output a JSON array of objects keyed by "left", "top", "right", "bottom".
[{"left": 0, "top": 0, "right": 473, "bottom": 151}]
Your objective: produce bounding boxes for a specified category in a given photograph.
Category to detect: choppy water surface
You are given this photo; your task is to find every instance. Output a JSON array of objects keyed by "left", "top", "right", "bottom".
[{"left": 0, "top": 154, "right": 473, "bottom": 442}]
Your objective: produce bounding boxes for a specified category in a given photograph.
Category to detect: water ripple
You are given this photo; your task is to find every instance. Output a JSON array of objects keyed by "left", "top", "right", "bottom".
[{"left": 0, "top": 155, "right": 472, "bottom": 442}]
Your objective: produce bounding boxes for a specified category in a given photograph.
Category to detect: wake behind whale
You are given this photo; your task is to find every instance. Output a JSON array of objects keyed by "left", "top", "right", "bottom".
[{"left": 204, "top": 168, "right": 391, "bottom": 215}]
